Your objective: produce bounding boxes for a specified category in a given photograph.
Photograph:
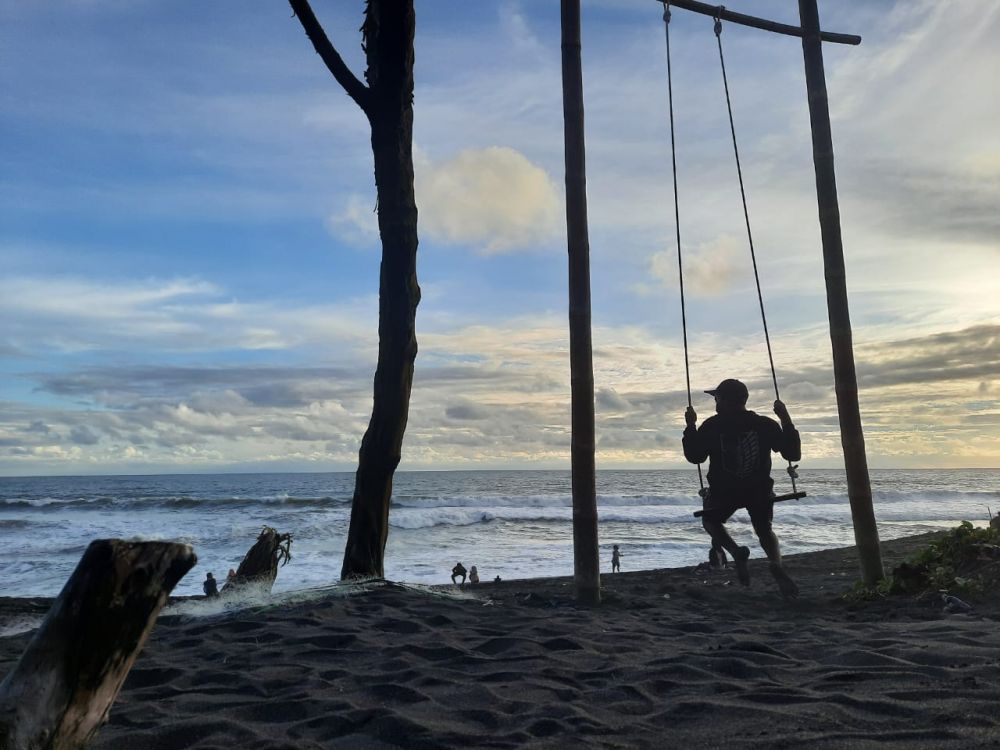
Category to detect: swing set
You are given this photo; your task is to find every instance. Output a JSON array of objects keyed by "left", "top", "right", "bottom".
[
  {"left": 560, "top": 0, "right": 885, "bottom": 602},
  {"left": 659, "top": 4, "right": 806, "bottom": 515}
]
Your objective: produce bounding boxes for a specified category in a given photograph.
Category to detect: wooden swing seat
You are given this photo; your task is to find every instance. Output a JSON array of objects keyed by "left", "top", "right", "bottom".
[{"left": 692, "top": 491, "right": 806, "bottom": 518}]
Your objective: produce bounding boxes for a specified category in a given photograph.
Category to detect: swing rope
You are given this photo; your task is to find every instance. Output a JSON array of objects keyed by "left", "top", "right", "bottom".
[
  {"left": 713, "top": 11, "right": 798, "bottom": 493},
  {"left": 662, "top": 3, "right": 799, "bottom": 495},
  {"left": 661, "top": 1, "right": 705, "bottom": 496}
]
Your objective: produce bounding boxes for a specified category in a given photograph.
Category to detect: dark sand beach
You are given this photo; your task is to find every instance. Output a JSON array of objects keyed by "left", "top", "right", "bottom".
[{"left": 2, "top": 531, "right": 999, "bottom": 749}]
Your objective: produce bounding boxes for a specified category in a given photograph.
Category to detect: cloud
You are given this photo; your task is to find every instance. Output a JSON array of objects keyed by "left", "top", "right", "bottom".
[
  {"left": 828, "top": 1, "right": 1000, "bottom": 246},
  {"left": 648, "top": 234, "right": 743, "bottom": 296},
  {"left": 3, "top": 317, "right": 1000, "bottom": 473},
  {"left": 69, "top": 425, "right": 100, "bottom": 445},
  {"left": 415, "top": 146, "right": 562, "bottom": 254},
  {"left": 445, "top": 402, "right": 490, "bottom": 421},
  {"left": 326, "top": 193, "right": 380, "bottom": 248},
  {"left": 0, "top": 275, "right": 378, "bottom": 356},
  {"left": 596, "top": 387, "right": 631, "bottom": 413}
]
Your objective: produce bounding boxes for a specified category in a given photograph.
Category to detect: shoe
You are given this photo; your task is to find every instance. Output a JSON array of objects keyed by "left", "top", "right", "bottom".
[
  {"left": 734, "top": 546, "right": 751, "bottom": 586},
  {"left": 769, "top": 563, "right": 799, "bottom": 599}
]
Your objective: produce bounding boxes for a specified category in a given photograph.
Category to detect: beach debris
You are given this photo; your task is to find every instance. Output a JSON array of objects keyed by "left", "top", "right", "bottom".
[
  {"left": 221, "top": 526, "right": 292, "bottom": 596},
  {"left": 0, "top": 539, "right": 196, "bottom": 750},
  {"left": 942, "top": 594, "right": 973, "bottom": 614}
]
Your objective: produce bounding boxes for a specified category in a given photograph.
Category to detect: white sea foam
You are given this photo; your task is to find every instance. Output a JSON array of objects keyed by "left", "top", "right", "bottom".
[{"left": 1, "top": 469, "right": 997, "bottom": 596}]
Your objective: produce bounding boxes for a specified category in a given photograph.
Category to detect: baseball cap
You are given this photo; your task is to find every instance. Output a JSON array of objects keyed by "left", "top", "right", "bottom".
[{"left": 705, "top": 378, "right": 749, "bottom": 401}]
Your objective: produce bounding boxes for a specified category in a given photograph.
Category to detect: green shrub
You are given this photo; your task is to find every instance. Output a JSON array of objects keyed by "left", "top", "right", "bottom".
[{"left": 844, "top": 522, "right": 1000, "bottom": 601}]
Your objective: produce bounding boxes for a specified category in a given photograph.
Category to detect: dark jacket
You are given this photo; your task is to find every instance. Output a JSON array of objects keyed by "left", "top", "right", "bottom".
[{"left": 683, "top": 410, "right": 800, "bottom": 500}]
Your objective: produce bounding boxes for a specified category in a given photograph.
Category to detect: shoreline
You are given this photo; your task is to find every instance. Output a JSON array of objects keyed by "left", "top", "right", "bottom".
[{"left": 3, "top": 530, "right": 998, "bottom": 748}]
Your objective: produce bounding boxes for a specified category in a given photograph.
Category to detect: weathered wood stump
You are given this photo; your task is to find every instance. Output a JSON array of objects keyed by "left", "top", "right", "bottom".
[
  {"left": 221, "top": 526, "right": 291, "bottom": 595},
  {"left": 0, "top": 539, "right": 196, "bottom": 750}
]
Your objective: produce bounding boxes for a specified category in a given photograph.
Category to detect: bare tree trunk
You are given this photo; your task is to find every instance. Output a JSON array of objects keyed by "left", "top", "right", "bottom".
[
  {"left": 342, "top": 1, "right": 418, "bottom": 579},
  {"left": 221, "top": 526, "right": 292, "bottom": 595},
  {"left": 0, "top": 540, "right": 196, "bottom": 750},
  {"left": 288, "top": 0, "right": 418, "bottom": 580}
]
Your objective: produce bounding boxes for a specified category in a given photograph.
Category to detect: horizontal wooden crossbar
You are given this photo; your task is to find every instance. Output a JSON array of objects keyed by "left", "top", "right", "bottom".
[
  {"left": 660, "top": 1, "right": 862, "bottom": 46},
  {"left": 692, "top": 491, "right": 807, "bottom": 517}
]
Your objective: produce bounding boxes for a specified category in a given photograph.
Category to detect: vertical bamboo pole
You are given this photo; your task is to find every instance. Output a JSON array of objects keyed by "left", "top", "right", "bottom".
[
  {"left": 799, "top": 0, "right": 883, "bottom": 584},
  {"left": 560, "top": 0, "right": 601, "bottom": 605}
]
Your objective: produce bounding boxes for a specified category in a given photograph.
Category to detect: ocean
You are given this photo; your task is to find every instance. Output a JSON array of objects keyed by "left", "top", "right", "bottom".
[{"left": 1, "top": 469, "right": 998, "bottom": 599}]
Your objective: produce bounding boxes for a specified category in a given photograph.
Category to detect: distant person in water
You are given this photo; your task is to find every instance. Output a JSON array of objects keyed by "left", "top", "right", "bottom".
[
  {"left": 683, "top": 378, "right": 801, "bottom": 598},
  {"left": 611, "top": 544, "right": 622, "bottom": 573},
  {"left": 203, "top": 572, "right": 220, "bottom": 598},
  {"left": 451, "top": 562, "right": 467, "bottom": 585},
  {"left": 469, "top": 565, "right": 480, "bottom": 585}
]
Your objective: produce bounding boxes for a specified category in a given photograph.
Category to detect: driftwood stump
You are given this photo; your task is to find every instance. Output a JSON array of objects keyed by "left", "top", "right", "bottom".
[
  {"left": 221, "top": 526, "right": 291, "bottom": 595},
  {"left": 0, "top": 539, "right": 195, "bottom": 750}
]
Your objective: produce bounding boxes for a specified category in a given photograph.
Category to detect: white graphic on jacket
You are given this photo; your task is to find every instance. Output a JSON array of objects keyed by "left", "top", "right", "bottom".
[{"left": 719, "top": 430, "right": 761, "bottom": 479}]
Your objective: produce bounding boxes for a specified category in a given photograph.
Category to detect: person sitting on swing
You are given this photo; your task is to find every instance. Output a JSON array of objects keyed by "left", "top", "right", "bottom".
[{"left": 683, "top": 378, "right": 800, "bottom": 598}]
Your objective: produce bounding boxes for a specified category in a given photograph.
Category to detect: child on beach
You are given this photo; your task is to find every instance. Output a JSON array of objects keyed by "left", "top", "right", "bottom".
[
  {"left": 611, "top": 545, "right": 622, "bottom": 573},
  {"left": 451, "top": 562, "right": 467, "bottom": 585},
  {"left": 683, "top": 378, "right": 801, "bottom": 598}
]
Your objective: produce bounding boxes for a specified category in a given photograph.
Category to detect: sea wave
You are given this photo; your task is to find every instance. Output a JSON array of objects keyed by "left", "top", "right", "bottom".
[
  {"left": 388, "top": 506, "right": 702, "bottom": 530},
  {"left": 0, "top": 495, "right": 350, "bottom": 511},
  {"left": 0, "top": 519, "right": 33, "bottom": 529}
]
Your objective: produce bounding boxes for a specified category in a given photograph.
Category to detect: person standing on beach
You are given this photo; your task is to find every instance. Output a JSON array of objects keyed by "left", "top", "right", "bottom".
[
  {"left": 203, "top": 572, "right": 220, "bottom": 598},
  {"left": 683, "top": 378, "right": 801, "bottom": 598},
  {"left": 451, "top": 562, "right": 467, "bottom": 585},
  {"left": 611, "top": 544, "right": 622, "bottom": 573}
]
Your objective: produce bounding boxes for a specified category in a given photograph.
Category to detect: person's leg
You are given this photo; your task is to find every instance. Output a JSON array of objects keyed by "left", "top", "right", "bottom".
[
  {"left": 701, "top": 506, "right": 739, "bottom": 558},
  {"left": 709, "top": 541, "right": 729, "bottom": 568},
  {"left": 749, "top": 504, "right": 781, "bottom": 564},
  {"left": 748, "top": 500, "right": 798, "bottom": 598},
  {"left": 702, "top": 507, "right": 750, "bottom": 585}
]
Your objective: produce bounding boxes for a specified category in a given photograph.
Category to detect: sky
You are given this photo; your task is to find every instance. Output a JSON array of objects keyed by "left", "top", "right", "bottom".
[{"left": 1, "top": 0, "right": 997, "bottom": 476}]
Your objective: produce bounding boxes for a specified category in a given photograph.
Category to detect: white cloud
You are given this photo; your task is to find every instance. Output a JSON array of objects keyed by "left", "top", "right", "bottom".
[
  {"left": 325, "top": 193, "right": 380, "bottom": 248},
  {"left": 648, "top": 234, "right": 743, "bottom": 296},
  {"left": 415, "top": 146, "right": 562, "bottom": 254},
  {"left": 0, "top": 275, "right": 377, "bottom": 356}
]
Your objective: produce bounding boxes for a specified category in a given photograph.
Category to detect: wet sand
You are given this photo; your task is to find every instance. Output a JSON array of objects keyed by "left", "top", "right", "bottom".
[{"left": 2, "top": 531, "right": 998, "bottom": 749}]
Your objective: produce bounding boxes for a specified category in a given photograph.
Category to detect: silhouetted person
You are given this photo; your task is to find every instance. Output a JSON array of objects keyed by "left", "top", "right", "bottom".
[
  {"left": 683, "top": 378, "right": 800, "bottom": 598},
  {"left": 226, "top": 568, "right": 238, "bottom": 585},
  {"left": 469, "top": 565, "right": 480, "bottom": 585},
  {"left": 203, "top": 572, "right": 220, "bottom": 598},
  {"left": 451, "top": 562, "right": 467, "bottom": 585},
  {"left": 611, "top": 544, "right": 622, "bottom": 573}
]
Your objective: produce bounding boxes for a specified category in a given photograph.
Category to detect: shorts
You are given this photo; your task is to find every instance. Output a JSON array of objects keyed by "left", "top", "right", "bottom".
[{"left": 700, "top": 487, "right": 774, "bottom": 526}]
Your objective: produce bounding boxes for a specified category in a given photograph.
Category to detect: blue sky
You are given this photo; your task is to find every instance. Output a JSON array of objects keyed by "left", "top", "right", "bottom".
[{"left": 1, "top": 0, "right": 998, "bottom": 475}]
